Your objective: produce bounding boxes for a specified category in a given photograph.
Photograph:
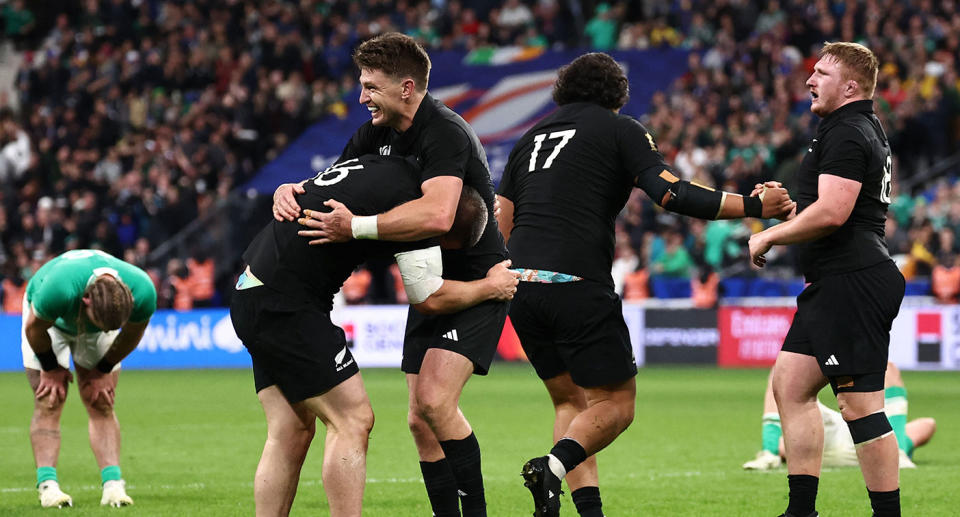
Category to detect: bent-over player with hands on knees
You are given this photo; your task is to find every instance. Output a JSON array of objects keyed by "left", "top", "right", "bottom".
[
  {"left": 495, "top": 52, "right": 794, "bottom": 517},
  {"left": 233, "top": 154, "right": 518, "bottom": 517},
  {"left": 273, "top": 33, "right": 509, "bottom": 517},
  {"left": 743, "top": 361, "right": 936, "bottom": 471},
  {"left": 748, "top": 42, "right": 905, "bottom": 517},
  {"left": 22, "top": 249, "right": 156, "bottom": 508}
]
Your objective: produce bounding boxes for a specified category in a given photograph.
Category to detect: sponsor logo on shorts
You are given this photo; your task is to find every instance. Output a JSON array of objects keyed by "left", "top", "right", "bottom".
[
  {"left": 334, "top": 346, "right": 355, "bottom": 372},
  {"left": 824, "top": 354, "right": 840, "bottom": 366},
  {"left": 442, "top": 329, "right": 459, "bottom": 342}
]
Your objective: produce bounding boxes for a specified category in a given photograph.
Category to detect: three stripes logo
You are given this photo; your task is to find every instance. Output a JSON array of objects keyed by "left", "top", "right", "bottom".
[
  {"left": 824, "top": 354, "right": 840, "bottom": 366},
  {"left": 442, "top": 329, "right": 459, "bottom": 342}
]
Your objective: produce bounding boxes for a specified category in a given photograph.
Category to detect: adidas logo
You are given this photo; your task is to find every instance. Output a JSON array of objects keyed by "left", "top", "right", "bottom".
[
  {"left": 442, "top": 329, "right": 459, "bottom": 341},
  {"left": 548, "top": 490, "right": 555, "bottom": 498},
  {"left": 824, "top": 355, "right": 840, "bottom": 366}
]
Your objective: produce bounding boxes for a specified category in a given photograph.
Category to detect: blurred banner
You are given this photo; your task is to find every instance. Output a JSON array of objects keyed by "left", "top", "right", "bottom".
[
  {"left": 717, "top": 306, "right": 797, "bottom": 367},
  {"left": 3, "top": 303, "right": 957, "bottom": 371},
  {"left": 718, "top": 305, "right": 960, "bottom": 369},
  {"left": 642, "top": 308, "right": 718, "bottom": 364},
  {"left": 245, "top": 48, "right": 689, "bottom": 193}
]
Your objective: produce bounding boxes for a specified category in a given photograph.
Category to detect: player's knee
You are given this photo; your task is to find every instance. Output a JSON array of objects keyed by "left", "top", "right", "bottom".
[
  {"left": 81, "top": 393, "right": 115, "bottom": 416},
  {"left": 845, "top": 411, "right": 893, "bottom": 446},
  {"left": 407, "top": 410, "right": 432, "bottom": 438},
  {"left": 619, "top": 400, "right": 636, "bottom": 430},
  {"left": 414, "top": 389, "right": 453, "bottom": 427}
]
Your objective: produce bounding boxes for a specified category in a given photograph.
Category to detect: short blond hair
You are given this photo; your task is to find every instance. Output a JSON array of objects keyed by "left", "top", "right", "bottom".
[{"left": 820, "top": 42, "right": 879, "bottom": 98}]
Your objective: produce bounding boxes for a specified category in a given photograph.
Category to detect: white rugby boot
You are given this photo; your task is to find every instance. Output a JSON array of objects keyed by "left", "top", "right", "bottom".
[
  {"left": 38, "top": 480, "right": 73, "bottom": 508},
  {"left": 743, "top": 449, "right": 783, "bottom": 470},
  {"left": 101, "top": 479, "right": 134, "bottom": 507}
]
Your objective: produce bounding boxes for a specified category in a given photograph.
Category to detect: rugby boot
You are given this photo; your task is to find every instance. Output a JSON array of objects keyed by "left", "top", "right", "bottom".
[{"left": 522, "top": 456, "right": 562, "bottom": 517}]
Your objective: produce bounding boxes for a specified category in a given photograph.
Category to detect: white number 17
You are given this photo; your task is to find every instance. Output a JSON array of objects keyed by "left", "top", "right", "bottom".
[{"left": 528, "top": 129, "right": 577, "bottom": 172}]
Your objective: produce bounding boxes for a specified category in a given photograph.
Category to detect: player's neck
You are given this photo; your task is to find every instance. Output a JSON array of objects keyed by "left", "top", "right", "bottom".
[{"left": 394, "top": 92, "right": 427, "bottom": 133}]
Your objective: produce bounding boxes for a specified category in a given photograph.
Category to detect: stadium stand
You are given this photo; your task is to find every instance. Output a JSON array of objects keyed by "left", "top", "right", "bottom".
[{"left": 0, "top": 0, "right": 957, "bottom": 308}]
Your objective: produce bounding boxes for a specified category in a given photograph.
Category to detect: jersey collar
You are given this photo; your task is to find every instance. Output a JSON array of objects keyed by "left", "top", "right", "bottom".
[{"left": 819, "top": 99, "right": 874, "bottom": 128}]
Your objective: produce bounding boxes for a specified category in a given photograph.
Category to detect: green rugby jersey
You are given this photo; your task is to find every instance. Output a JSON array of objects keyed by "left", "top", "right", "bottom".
[{"left": 26, "top": 249, "right": 157, "bottom": 335}]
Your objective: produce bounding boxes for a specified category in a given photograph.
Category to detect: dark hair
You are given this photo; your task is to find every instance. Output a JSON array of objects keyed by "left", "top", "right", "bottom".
[
  {"left": 440, "top": 186, "right": 488, "bottom": 250},
  {"left": 353, "top": 32, "right": 432, "bottom": 91},
  {"left": 552, "top": 52, "right": 629, "bottom": 110},
  {"left": 84, "top": 275, "right": 134, "bottom": 330}
]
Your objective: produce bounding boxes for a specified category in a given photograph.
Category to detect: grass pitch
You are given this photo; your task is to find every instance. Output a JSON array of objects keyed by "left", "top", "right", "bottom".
[{"left": 1, "top": 364, "right": 957, "bottom": 516}]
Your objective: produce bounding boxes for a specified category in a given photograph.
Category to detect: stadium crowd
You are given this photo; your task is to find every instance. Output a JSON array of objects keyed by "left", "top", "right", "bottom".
[{"left": 0, "top": 0, "right": 958, "bottom": 310}]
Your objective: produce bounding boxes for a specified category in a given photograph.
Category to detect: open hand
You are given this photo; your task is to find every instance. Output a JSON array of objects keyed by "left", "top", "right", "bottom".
[
  {"left": 35, "top": 367, "right": 72, "bottom": 408},
  {"left": 272, "top": 181, "right": 306, "bottom": 221},
  {"left": 297, "top": 199, "right": 355, "bottom": 245}
]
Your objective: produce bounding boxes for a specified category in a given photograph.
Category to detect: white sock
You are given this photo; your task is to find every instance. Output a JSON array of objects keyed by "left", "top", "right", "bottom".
[{"left": 547, "top": 454, "right": 567, "bottom": 480}]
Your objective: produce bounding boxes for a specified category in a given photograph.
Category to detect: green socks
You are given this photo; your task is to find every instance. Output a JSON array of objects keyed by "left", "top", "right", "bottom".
[
  {"left": 36, "top": 466, "right": 58, "bottom": 487},
  {"left": 101, "top": 465, "right": 123, "bottom": 484},
  {"left": 762, "top": 412, "right": 782, "bottom": 455},
  {"left": 884, "top": 386, "right": 911, "bottom": 454}
]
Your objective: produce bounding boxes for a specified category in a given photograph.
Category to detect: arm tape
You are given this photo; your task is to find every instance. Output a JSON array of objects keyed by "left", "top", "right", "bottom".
[
  {"left": 663, "top": 180, "right": 725, "bottom": 220},
  {"left": 394, "top": 246, "right": 444, "bottom": 304}
]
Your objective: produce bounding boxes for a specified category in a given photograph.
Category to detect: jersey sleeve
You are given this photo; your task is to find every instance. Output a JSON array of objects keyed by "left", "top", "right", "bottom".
[
  {"left": 616, "top": 116, "right": 674, "bottom": 202},
  {"left": 818, "top": 123, "right": 869, "bottom": 182},
  {"left": 124, "top": 267, "right": 157, "bottom": 323},
  {"left": 419, "top": 122, "right": 470, "bottom": 183},
  {"left": 30, "top": 277, "right": 74, "bottom": 322}
]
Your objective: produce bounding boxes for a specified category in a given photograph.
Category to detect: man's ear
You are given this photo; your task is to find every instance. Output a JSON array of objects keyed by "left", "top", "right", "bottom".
[
  {"left": 81, "top": 295, "right": 91, "bottom": 306},
  {"left": 401, "top": 78, "right": 416, "bottom": 99},
  {"left": 846, "top": 79, "right": 859, "bottom": 97}
]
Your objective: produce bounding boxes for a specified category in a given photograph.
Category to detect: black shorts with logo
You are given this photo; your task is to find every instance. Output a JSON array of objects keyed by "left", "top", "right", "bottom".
[
  {"left": 510, "top": 280, "right": 637, "bottom": 388},
  {"left": 230, "top": 286, "right": 359, "bottom": 403},
  {"left": 782, "top": 260, "right": 904, "bottom": 392},
  {"left": 401, "top": 300, "right": 508, "bottom": 376}
]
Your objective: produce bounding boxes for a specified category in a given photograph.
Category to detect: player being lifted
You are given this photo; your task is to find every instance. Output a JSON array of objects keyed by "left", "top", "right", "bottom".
[
  {"left": 274, "top": 33, "right": 509, "bottom": 517},
  {"left": 22, "top": 249, "right": 156, "bottom": 508},
  {"left": 233, "top": 154, "right": 518, "bottom": 517},
  {"left": 495, "top": 52, "right": 794, "bottom": 517}
]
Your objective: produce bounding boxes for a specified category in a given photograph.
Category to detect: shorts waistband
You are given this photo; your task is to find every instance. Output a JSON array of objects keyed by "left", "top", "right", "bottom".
[
  {"left": 236, "top": 266, "right": 264, "bottom": 290},
  {"left": 511, "top": 268, "right": 582, "bottom": 283}
]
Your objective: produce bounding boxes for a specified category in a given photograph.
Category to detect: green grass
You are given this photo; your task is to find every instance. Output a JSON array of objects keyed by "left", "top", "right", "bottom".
[{"left": 1, "top": 364, "right": 957, "bottom": 516}]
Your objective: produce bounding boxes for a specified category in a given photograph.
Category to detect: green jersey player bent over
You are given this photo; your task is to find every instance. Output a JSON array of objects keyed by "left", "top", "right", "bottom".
[{"left": 21, "top": 249, "right": 157, "bottom": 508}]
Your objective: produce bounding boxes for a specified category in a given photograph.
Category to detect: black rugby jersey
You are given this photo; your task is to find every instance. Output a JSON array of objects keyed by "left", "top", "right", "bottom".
[
  {"left": 337, "top": 93, "right": 507, "bottom": 282},
  {"left": 497, "top": 102, "right": 672, "bottom": 287},
  {"left": 243, "top": 155, "right": 428, "bottom": 309},
  {"left": 795, "top": 100, "right": 893, "bottom": 282}
]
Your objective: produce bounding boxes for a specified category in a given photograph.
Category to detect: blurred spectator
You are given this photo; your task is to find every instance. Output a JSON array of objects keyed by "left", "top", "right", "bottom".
[
  {"left": 932, "top": 255, "right": 960, "bottom": 304},
  {"left": 584, "top": 3, "right": 618, "bottom": 50}
]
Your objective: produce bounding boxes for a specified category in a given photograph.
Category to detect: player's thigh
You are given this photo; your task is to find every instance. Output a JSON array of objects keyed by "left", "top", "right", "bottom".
[
  {"left": 258, "top": 385, "right": 316, "bottom": 444},
  {"left": 232, "top": 287, "right": 358, "bottom": 404},
  {"left": 805, "top": 262, "right": 904, "bottom": 379},
  {"left": 402, "top": 300, "right": 507, "bottom": 376},
  {"left": 772, "top": 351, "right": 828, "bottom": 403},
  {"left": 553, "top": 282, "right": 636, "bottom": 388},
  {"left": 543, "top": 372, "right": 588, "bottom": 410},
  {"left": 301, "top": 372, "right": 373, "bottom": 432},
  {"left": 415, "top": 348, "right": 475, "bottom": 408},
  {"left": 509, "top": 283, "right": 565, "bottom": 381}
]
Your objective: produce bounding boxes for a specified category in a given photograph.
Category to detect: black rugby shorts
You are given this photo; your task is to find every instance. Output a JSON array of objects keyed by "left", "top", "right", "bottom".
[
  {"left": 510, "top": 280, "right": 637, "bottom": 388},
  {"left": 401, "top": 300, "right": 508, "bottom": 375},
  {"left": 230, "top": 286, "right": 359, "bottom": 403},
  {"left": 782, "top": 260, "right": 904, "bottom": 392}
]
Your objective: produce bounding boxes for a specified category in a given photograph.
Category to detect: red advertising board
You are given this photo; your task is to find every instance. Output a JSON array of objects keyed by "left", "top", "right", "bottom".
[{"left": 718, "top": 306, "right": 797, "bottom": 367}]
